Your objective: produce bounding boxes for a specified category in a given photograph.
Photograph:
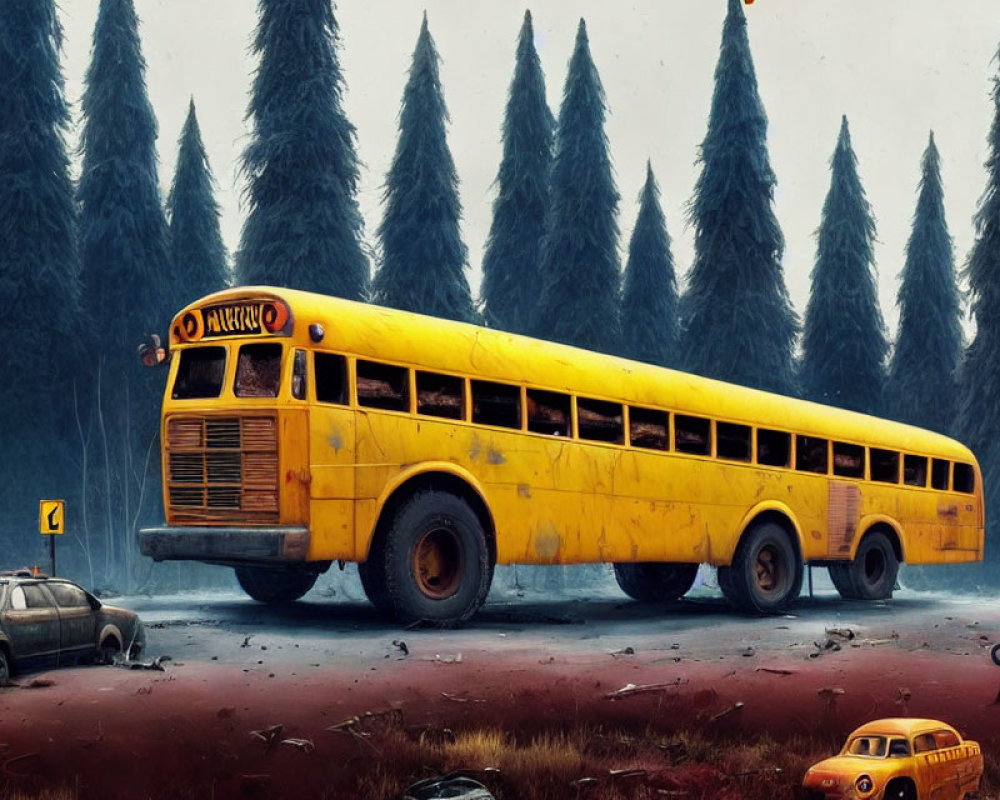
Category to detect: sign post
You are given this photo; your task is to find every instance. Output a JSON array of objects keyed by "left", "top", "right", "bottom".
[{"left": 39, "top": 500, "right": 65, "bottom": 577}]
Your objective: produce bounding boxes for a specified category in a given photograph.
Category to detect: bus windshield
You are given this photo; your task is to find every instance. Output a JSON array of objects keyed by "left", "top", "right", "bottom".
[
  {"left": 172, "top": 346, "right": 226, "bottom": 399},
  {"left": 234, "top": 343, "right": 282, "bottom": 398}
]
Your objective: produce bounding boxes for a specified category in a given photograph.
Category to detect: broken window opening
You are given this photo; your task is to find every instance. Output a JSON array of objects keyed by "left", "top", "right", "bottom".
[
  {"left": 953, "top": 463, "right": 976, "bottom": 494},
  {"left": 930, "top": 458, "right": 950, "bottom": 491},
  {"left": 903, "top": 454, "right": 928, "bottom": 487},
  {"left": 417, "top": 372, "right": 465, "bottom": 420},
  {"left": 356, "top": 360, "right": 409, "bottom": 411},
  {"left": 471, "top": 380, "right": 521, "bottom": 429},
  {"left": 173, "top": 346, "right": 226, "bottom": 399},
  {"left": 795, "top": 436, "right": 828, "bottom": 474},
  {"left": 527, "top": 389, "right": 571, "bottom": 436},
  {"left": 870, "top": 448, "right": 900, "bottom": 483},
  {"left": 577, "top": 398, "right": 624, "bottom": 443},
  {"left": 757, "top": 429, "right": 791, "bottom": 467},
  {"left": 234, "top": 343, "right": 282, "bottom": 398},
  {"left": 717, "top": 422, "right": 751, "bottom": 462},
  {"left": 628, "top": 407, "right": 669, "bottom": 450},
  {"left": 833, "top": 442, "right": 865, "bottom": 479},
  {"left": 315, "top": 353, "right": 347, "bottom": 405},
  {"left": 675, "top": 415, "right": 711, "bottom": 456}
]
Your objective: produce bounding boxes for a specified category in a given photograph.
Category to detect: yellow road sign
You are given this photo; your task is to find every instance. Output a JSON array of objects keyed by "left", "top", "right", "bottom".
[{"left": 40, "top": 500, "right": 65, "bottom": 535}]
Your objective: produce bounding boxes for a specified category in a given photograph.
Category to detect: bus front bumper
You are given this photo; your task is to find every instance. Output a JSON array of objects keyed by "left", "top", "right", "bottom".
[{"left": 138, "top": 526, "right": 310, "bottom": 565}]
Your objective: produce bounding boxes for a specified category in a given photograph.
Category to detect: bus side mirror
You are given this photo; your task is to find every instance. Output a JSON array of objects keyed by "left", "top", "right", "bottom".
[{"left": 138, "top": 333, "right": 169, "bottom": 368}]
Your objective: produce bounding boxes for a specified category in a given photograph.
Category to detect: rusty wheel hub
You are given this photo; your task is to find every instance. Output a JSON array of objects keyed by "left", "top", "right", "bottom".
[{"left": 412, "top": 528, "right": 463, "bottom": 600}]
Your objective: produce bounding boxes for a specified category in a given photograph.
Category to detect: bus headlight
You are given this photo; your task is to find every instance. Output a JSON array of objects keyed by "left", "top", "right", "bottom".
[{"left": 855, "top": 774, "right": 875, "bottom": 796}]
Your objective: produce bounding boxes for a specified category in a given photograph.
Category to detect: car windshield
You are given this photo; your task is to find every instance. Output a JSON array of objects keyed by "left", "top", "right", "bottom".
[{"left": 847, "top": 736, "right": 887, "bottom": 758}]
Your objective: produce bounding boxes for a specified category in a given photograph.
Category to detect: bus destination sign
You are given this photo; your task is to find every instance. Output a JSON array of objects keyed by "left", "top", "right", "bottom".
[{"left": 174, "top": 299, "right": 292, "bottom": 343}]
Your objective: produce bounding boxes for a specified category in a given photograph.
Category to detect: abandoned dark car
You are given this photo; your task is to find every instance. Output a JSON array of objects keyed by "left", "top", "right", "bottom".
[{"left": 0, "top": 570, "right": 144, "bottom": 682}]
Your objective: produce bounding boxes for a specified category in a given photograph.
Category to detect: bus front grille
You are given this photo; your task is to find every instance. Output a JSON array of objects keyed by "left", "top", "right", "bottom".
[{"left": 166, "top": 415, "right": 279, "bottom": 523}]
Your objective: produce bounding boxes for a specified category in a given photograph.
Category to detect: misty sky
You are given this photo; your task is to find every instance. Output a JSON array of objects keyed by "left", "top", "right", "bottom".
[{"left": 58, "top": 1, "right": 1000, "bottom": 335}]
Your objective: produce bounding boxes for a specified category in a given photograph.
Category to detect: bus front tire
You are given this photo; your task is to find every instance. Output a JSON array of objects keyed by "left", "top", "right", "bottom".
[
  {"left": 613, "top": 562, "right": 698, "bottom": 603},
  {"left": 379, "top": 490, "right": 492, "bottom": 628},
  {"left": 830, "top": 531, "right": 899, "bottom": 601},
  {"left": 235, "top": 565, "right": 318, "bottom": 604},
  {"left": 718, "top": 522, "right": 801, "bottom": 614}
]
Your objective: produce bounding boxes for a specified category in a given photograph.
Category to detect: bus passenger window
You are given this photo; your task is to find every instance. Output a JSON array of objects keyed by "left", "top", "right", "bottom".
[
  {"left": 172, "top": 346, "right": 226, "bottom": 399},
  {"left": 291, "top": 350, "right": 307, "bottom": 400},
  {"left": 870, "top": 449, "right": 900, "bottom": 483},
  {"left": 527, "top": 389, "right": 571, "bottom": 436},
  {"left": 795, "top": 436, "right": 828, "bottom": 474},
  {"left": 757, "top": 429, "right": 791, "bottom": 467},
  {"left": 578, "top": 398, "right": 624, "bottom": 443},
  {"left": 417, "top": 372, "right": 464, "bottom": 419},
  {"left": 931, "top": 458, "right": 950, "bottom": 490},
  {"left": 717, "top": 422, "right": 751, "bottom": 461},
  {"left": 903, "top": 455, "right": 928, "bottom": 487},
  {"left": 234, "top": 344, "right": 282, "bottom": 398},
  {"left": 675, "top": 415, "right": 711, "bottom": 456},
  {"left": 315, "top": 353, "right": 347, "bottom": 405},
  {"left": 629, "top": 407, "right": 669, "bottom": 450},
  {"left": 954, "top": 463, "right": 976, "bottom": 494},
  {"left": 356, "top": 360, "right": 409, "bottom": 411},
  {"left": 471, "top": 381, "right": 521, "bottom": 429},
  {"left": 833, "top": 442, "right": 865, "bottom": 479}
]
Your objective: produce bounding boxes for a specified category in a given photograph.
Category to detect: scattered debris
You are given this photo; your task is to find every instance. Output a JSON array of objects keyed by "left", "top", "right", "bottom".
[
  {"left": 433, "top": 653, "right": 462, "bottom": 664},
  {"left": 825, "top": 627, "right": 856, "bottom": 640},
  {"left": 817, "top": 687, "right": 845, "bottom": 709},
  {"left": 605, "top": 679, "right": 685, "bottom": 699},
  {"left": 393, "top": 639, "right": 409, "bottom": 656},
  {"left": 707, "top": 701, "right": 744, "bottom": 723},
  {"left": 657, "top": 741, "right": 688, "bottom": 764},
  {"left": 402, "top": 772, "right": 495, "bottom": 800},
  {"left": 810, "top": 638, "right": 841, "bottom": 658},
  {"left": 610, "top": 646, "right": 635, "bottom": 656},
  {"left": 23, "top": 678, "right": 55, "bottom": 689},
  {"left": 741, "top": 647, "right": 755, "bottom": 657},
  {"left": 281, "top": 737, "right": 314, "bottom": 754},
  {"left": 241, "top": 635, "right": 254, "bottom": 648},
  {"left": 610, "top": 768, "right": 647, "bottom": 780},
  {"left": 570, "top": 777, "right": 598, "bottom": 788},
  {"left": 116, "top": 654, "right": 171, "bottom": 671},
  {"left": 249, "top": 724, "right": 284, "bottom": 749},
  {"left": 755, "top": 667, "right": 796, "bottom": 676}
]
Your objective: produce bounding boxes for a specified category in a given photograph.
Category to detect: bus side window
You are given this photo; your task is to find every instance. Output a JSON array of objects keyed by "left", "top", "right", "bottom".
[
  {"left": 578, "top": 398, "right": 624, "bottom": 443},
  {"left": 903, "top": 454, "right": 928, "bottom": 487},
  {"left": 833, "top": 442, "right": 865, "bottom": 479},
  {"left": 871, "top": 449, "right": 900, "bottom": 483},
  {"left": 717, "top": 422, "right": 751, "bottom": 461},
  {"left": 757, "top": 429, "right": 791, "bottom": 467},
  {"left": 357, "top": 360, "right": 409, "bottom": 412},
  {"left": 675, "top": 415, "right": 711, "bottom": 456},
  {"left": 291, "top": 350, "right": 307, "bottom": 400},
  {"left": 629, "top": 407, "right": 669, "bottom": 450},
  {"left": 234, "top": 343, "right": 282, "bottom": 398},
  {"left": 930, "top": 458, "right": 950, "bottom": 490},
  {"left": 795, "top": 436, "right": 828, "bottom": 474},
  {"left": 315, "top": 353, "right": 347, "bottom": 405},
  {"left": 417, "top": 371, "right": 465, "bottom": 420},
  {"left": 471, "top": 380, "right": 521, "bottom": 429},
  {"left": 953, "top": 463, "right": 976, "bottom": 494},
  {"left": 527, "top": 389, "right": 571, "bottom": 436}
]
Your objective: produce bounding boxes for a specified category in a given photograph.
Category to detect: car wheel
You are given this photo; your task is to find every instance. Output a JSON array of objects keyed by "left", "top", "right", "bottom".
[
  {"left": 724, "top": 522, "right": 802, "bottom": 614},
  {"left": 234, "top": 565, "right": 319, "bottom": 604},
  {"left": 378, "top": 490, "right": 492, "bottom": 627},
  {"left": 613, "top": 562, "right": 699, "bottom": 602},
  {"left": 100, "top": 638, "right": 121, "bottom": 666},
  {"left": 0, "top": 648, "right": 10, "bottom": 684}
]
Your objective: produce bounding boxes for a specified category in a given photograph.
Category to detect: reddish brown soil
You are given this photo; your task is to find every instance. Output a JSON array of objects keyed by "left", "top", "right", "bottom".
[{"left": 2, "top": 643, "right": 1000, "bottom": 800}]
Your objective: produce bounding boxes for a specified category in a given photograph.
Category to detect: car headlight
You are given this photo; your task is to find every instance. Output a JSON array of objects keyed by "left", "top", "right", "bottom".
[{"left": 855, "top": 774, "right": 876, "bottom": 796}]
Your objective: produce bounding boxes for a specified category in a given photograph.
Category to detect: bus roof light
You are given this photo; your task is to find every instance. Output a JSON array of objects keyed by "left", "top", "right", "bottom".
[{"left": 309, "top": 323, "right": 325, "bottom": 343}]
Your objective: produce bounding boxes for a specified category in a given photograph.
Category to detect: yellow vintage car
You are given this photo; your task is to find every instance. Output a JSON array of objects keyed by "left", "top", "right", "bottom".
[{"left": 802, "top": 718, "right": 982, "bottom": 800}]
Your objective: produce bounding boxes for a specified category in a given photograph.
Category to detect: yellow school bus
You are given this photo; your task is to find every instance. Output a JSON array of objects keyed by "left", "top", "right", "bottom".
[{"left": 138, "top": 287, "right": 984, "bottom": 625}]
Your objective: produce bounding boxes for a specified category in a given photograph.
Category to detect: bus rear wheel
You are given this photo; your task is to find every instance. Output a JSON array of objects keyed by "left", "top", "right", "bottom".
[
  {"left": 829, "top": 531, "right": 899, "bottom": 601},
  {"left": 613, "top": 562, "right": 698, "bottom": 603},
  {"left": 719, "top": 522, "right": 801, "bottom": 614},
  {"left": 235, "top": 565, "right": 318, "bottom": 604},
  {"left": 378, "top": 490, "right": 492, "bottom": 627}
]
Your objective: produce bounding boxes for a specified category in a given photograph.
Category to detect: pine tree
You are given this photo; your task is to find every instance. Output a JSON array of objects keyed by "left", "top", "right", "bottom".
[
  {"left": 530, "top": 19, "right": 620, "bottom": 353},
  {"left": 78, "top": 0, "right": 171, "bottom": 586},
  {"left": 237, "top": 0, "right": 367, "bottom": 299},
  {"left": 958, "top": 48, "right": 1000, "bottom": 572},
  {"left": 887, "top": 133, "right": 962, "bottom": 434},
  {"left": 0, "top": 0, "right": 82, "bottom": 563},
  {"left": 480, "top": 10, "right": 554, "bottom": 335},
  {"left": 680, "top": 0, "right": 796, "bottom": 395},
  {"left": 620, "top": 163, "right": 678, "bottom": 367},
  {"left": 167, "top": 99, "right": 229, "bottom": 306},
  {"left": 373, "top": 14, "right": 474, "bottom": 323},
  {"left": 800, "top": 117, "right": 887, "bottom": 414}
]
